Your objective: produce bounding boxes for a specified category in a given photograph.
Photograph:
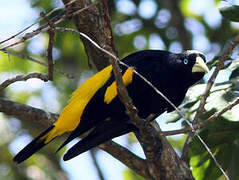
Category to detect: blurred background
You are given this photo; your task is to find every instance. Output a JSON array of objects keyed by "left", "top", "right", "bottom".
[{"left": 1, "top": 0, "right": 239, "bottom": 179}]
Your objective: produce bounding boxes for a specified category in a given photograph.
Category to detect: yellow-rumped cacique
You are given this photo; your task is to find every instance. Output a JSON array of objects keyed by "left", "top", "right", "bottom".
[{"left": 13, "top": 50, "right": 209, "bottom": 163}]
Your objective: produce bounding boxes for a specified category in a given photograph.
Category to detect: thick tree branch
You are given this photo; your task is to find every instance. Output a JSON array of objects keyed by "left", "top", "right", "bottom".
[
  {"left": 99, "top": 141, "right": 151, "bottom": 178},
  {"left": 0, "top": 98, "right": 57, "bottom": 127},
  {"left": 62, "top": 0, "right": 112, "bottom": 70}
]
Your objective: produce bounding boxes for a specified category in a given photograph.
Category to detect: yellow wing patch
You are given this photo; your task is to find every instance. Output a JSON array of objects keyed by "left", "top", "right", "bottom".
[
  {"left": 104, "top": 67, "right": 134, "bottom": 104},
  {"left": 49, "top": 65, "right": 113, "bottom": 141}
]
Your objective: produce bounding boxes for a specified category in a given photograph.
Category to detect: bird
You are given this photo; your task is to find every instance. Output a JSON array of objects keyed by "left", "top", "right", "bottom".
[{"left": 13, "top": 49, "right": 209, "bottom": 163}]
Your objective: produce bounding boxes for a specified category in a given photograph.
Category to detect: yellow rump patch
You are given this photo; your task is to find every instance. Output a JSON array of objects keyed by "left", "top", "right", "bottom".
[
  {"left": 51, "top": 65, "right": 113, "bottom": 140},
  {"left": 104, "top": 67, "right": 134, "bottom": 104}
]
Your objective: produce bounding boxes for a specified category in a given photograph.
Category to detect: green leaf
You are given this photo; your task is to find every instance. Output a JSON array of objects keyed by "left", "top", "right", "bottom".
[
  {"left": 220, "top": 5, "right": 239, "bottom": 22},
  {"left": 123, "top": 169, "right": 145, "bottom": 180},
  {"left": 0, "top": 52, "right": 30, "bottom": 73},
  {"left": 189, "top": 115, "right": 239, "bottom": 180},
  {"left": 168, "top": 136, "right": 186, "bottom": 151},
  {"left": 214, "top": 0, "right": 221, "bottom": 6}
]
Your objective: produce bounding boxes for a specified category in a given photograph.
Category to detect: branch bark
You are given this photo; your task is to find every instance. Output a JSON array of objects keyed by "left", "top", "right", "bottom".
[{"left": 62, "top": 0, "right": 114, "bottom": 70}]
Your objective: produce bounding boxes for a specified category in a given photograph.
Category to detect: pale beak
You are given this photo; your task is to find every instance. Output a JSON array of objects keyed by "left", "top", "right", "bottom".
[{"left": 192, "top": 56, "right": 209, "bottom": 73}]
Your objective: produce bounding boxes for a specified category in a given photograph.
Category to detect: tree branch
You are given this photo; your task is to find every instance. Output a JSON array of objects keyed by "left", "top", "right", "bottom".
[
  {"left": 99, "top": 141, "right": 151, "bottom": 178},
  {"left": 0, "top": 98, "right": 57, "bottom": 127},
  {"left": 62, "top": 0, "right": 111, "bottom": 70}
]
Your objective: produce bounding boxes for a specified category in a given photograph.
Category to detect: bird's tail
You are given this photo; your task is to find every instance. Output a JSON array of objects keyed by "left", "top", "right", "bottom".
[
  {"left": 63, "top": 121, "right": 138, "bottom": 161},
  {"left": 13, "top": 125, "right": 59, "bottom": 164}
]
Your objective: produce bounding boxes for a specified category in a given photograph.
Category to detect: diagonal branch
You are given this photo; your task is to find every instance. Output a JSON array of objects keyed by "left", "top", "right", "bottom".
[
  {"left": 0, "top": 98, "right": 57, "bottom": 127},
  {"left": 99, "top": 141, "right": 150, "bottom": 178}
]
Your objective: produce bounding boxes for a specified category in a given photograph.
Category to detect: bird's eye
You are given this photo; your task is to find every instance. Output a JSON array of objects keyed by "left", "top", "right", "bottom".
[{"left": 183, "top": 58, "right": 189, "bottom": 65}]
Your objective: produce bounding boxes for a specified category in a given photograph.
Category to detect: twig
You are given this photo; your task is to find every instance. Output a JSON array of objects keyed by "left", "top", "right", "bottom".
[
  {"left": 162, "top": 128, "right": 191, "bottom": 136},
  {"left": 0, "top": 73, "right": 48, "bottom": 91},
  {"left": 0, "top": 12, "right": 63, "bottom": 50},
  {"left": 40, "top": 11, "right": 56, "bottom": 81},
  {"left": 162, "top": 98, "right": 239, "bottom": 136},
  {"left": 198, "top": 97, "right": 239, "bottom": 128},
  {"left": 182, "top": 34, "right": 239, "bottom": 161},
  {"left": 47, "top": 29, "right": 55, "bottom": 81},
  {"left": 0, "top": 49, "right": 74, "bottom": 79},
  {"left": 0, "top": 0, "right": 77, "bottom": 45},
  {"left": 0, "top": 1, "right": 99, "bottom": 50}
]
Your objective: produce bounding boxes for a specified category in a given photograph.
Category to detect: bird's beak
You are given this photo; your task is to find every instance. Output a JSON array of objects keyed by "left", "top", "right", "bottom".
[{"left": 192, "top": 56, "right": 209, "bottom": 73}]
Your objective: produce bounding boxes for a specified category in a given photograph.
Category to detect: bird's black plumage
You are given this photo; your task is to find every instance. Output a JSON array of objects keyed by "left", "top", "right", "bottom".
[{"left": 13, "top": 50, "right": 209, "bottom": 163}]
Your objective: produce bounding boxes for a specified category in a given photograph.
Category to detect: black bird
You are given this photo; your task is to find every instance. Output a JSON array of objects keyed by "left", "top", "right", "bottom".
[{"left": 13, "top": 50, "right": 209, "bottom": 163}]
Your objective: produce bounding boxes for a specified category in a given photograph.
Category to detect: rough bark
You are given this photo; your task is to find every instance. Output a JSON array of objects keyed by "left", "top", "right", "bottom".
[{"left": 62, "top": 0, "right": 116, "bottom": 70}]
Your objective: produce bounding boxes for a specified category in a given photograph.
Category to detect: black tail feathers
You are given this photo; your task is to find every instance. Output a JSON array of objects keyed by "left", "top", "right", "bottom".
[
  {"left": 13, "top": 125, "right": 54, "bottom": 164},
  {"left": 56, "top": 123, "right": 92, "bottom": 153},
  {"left": 63, "top": 122, "right": 137, "bottom": 161}
]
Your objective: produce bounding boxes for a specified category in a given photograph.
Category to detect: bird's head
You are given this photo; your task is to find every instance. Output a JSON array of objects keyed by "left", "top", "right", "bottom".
[
  {"left": 169, "top": 50, "right": 209, "bottom": 86},
  {"left": 184, "top": 50, "right": 209, "bottom": 73}
]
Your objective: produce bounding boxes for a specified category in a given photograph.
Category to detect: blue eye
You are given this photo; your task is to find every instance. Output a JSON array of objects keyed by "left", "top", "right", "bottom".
[{"left": 183, "top": 58, "right": 188, "bottom": 65}]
